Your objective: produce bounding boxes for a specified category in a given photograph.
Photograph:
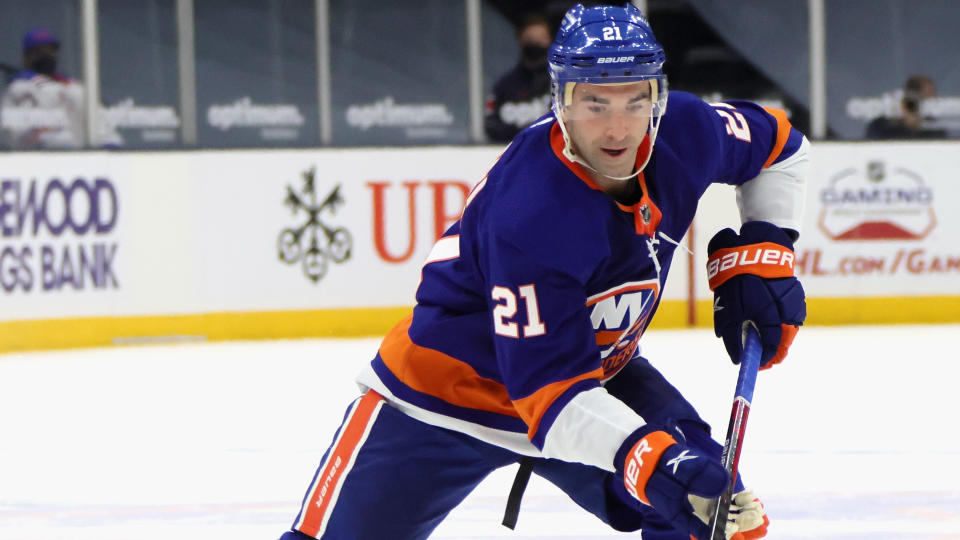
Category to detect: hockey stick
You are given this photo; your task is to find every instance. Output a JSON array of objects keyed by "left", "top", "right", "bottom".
[{"left": 708, "top": 323, "right": 762, "bottom": 540}]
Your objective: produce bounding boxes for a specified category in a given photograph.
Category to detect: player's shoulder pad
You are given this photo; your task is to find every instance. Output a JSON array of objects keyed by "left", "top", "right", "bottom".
[
  {"left": 478, "top": 121, "right": 610, "bottom": 281},
  {"left": 655, "top": 91, "right": 726, "bottom": 170},
  {"left": 660, "top": 90, "right": 727, "bottom": 137}
]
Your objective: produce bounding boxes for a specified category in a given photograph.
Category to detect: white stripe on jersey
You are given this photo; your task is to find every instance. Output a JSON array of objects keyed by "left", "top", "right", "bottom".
[
  {"left": 356, "top": 363, "right": 539, "bottom": 457},
  {"left": 586, "top": 278, "right": 660, "bottom": 304},
  {"left": 529, "top": 116, "right": 555, "bottom": 129},
  {"left": 425, "top": 235, "right": 460, "bottom": 264},
  {"left": 540, "top": 386, "right": 646, "bottom": 472},
  {"left": 736, "top": 136, "right": 810, "bottom": 234},
  {"left": 464, "top": 177, "right": 487, "bottom": 209}
]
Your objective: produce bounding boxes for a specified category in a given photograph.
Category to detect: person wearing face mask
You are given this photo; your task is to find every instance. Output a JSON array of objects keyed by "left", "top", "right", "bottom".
[
  {"left": 1, "top": 27, "right": 86, "bottom": 149},
  {"left": 865, "top": 74, "right": 947, "bottom": 140},
  {"left": 484, "top": 14, "right": 554, "bottom": 142}
]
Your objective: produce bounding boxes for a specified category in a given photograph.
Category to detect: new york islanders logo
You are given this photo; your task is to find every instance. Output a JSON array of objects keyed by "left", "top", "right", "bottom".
[{"left": 586, "top": 279, "right": 659, "bottom": 378}]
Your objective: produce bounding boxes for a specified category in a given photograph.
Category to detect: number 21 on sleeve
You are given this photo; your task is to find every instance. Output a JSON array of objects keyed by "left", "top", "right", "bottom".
[
  {"left": 711, "top": 102, "right": 752, "bottom": 142},
  {"left": 491, "top": 284, "right": 547, "bottom": 338}
]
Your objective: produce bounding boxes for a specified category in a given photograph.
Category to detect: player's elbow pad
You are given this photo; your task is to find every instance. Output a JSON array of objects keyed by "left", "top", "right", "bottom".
[{"left": 736, "top": 136, "right": 809, "bottom": 235}]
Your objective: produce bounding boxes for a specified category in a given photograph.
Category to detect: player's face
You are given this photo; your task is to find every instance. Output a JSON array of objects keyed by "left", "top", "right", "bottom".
[{"left": 563, "top": 82, "right": 652, "bottom": 180}]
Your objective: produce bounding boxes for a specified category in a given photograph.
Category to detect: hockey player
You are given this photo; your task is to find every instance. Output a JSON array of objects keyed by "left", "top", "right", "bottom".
[{"left": 279, "top": 4, "right": 807, "bottom": 539}]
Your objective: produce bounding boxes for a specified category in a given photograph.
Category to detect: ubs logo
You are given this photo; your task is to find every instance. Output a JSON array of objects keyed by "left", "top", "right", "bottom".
[{"left": 278, "top": 167, "right": 352, "bottom": 283}]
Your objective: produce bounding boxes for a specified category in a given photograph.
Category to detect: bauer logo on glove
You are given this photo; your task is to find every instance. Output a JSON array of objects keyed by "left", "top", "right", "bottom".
[
  {"left": 706, "top": 245, "right": 795, "bottom": 288},
  {"left": 707, "top": 221, "right": 806, "bottom": 369},
  {"left": 615, "top": 422, "right": 729, "bottom": 540}
]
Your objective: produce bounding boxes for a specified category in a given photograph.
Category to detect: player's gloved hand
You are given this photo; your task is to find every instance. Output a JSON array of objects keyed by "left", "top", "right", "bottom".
[
  {"left": 614, "top": 422, "right": 728, "bottom": 539},
  {"left": 690, "top": 489, "right": 770, "bottom": 540},
  {"left": 707, "top": 221, "right": 806, "bottom": 369}
]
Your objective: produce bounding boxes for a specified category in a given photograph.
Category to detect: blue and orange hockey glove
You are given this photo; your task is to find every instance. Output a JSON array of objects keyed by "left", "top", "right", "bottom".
[
  {"left": 707, "top": 221, "right": 806, "bottom": 370},
  {"left": 614, "top": 423, "right": 729, "bottom": 540}
]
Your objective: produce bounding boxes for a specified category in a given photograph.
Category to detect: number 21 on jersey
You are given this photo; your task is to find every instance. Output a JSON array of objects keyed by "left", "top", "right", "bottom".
[
  {"left": 492, "top": 284, "right": 546, "bottom": 338},
  {"left": 711, "top": 102, "right": 752, "bottom": 142}
]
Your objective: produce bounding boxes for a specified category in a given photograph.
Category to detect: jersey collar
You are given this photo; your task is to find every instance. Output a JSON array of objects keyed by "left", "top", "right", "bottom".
[{"left": 549, "top": 122, "right": 662, "bottom": 236}]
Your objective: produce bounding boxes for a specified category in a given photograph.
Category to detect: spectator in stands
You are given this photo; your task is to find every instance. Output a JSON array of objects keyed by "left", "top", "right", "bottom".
[
  {"left": 483, "top": 14, "right": 553, "bottom": 143},
  {"left": 866, "top": 74, "right": 946, "bottom": 140},
  {"left": 1, "top": 28, "right": 91, "bottom": 149}
]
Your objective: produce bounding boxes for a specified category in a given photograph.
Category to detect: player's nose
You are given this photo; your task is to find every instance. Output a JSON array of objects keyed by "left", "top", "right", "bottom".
[{"left": 604, "top": 116, "right": 629, "bottom": 141}]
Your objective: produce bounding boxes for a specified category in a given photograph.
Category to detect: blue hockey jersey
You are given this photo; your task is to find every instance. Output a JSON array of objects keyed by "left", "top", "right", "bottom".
[{"left": 357, "top": 91, "right": 805, "bottom": 471}]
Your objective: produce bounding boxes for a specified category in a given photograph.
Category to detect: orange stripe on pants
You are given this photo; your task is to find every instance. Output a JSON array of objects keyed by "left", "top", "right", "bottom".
[{"left": 296, "top": 390, "right": 384, "bottom": 538}]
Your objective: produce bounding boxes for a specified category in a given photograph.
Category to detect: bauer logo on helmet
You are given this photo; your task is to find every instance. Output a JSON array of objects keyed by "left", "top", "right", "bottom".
[{"left": 597, "top": 56, "right": 636, "bottom": 64}]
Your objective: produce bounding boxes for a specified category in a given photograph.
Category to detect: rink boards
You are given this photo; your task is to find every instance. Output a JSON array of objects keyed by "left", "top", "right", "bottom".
[{"left": 1, "top": 142, "right": 958, "bottom": 351}]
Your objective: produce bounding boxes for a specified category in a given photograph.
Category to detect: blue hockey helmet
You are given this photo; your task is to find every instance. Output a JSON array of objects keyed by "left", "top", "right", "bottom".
[
  {"left": 548, "top": 3, "right": 666, "bottom": 100},
  {"left": 547, "top": 3, "right": 668, "bottom": 178}
]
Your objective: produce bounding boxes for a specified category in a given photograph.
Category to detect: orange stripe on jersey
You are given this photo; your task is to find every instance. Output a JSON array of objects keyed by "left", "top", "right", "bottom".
[
  {"left": 296, "top": 390, "right": 384, "bottom": 538},
  {"left": 586, "top": 279, "right": 660, "bottom": 305},
  {"left": 761, "top": 107, "right": 791, "bottom": 169},
  {"left": 379, "top": 314, "right": 519, "bottom": 418},
  {"left": 549, "top": 123, "right": 602, "bottom": 191},
  {"left": 706, "top": 242, "right": 795, "bottom": 290},
  {"left": 613, "top": 172, "right": 661, "bottom": 236},
  {"left": 513, "top": 367, "right": 605, "bottom": 440},
  {"left": 594, "top": 329, "right": 622, "bottom": 347},
  {"left": 549, "top": 122, "right": 654, "bottom": 207}
]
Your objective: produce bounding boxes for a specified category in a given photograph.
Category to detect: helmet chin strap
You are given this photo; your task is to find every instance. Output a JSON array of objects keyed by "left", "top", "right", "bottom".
[{"left": 555, "top": 111, "right": 662, "bottom": 182}]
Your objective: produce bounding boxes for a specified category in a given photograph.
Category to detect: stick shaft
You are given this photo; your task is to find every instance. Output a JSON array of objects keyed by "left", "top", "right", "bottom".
[{"left": 709, "top": 325, "right": 762, "bottom": 539}]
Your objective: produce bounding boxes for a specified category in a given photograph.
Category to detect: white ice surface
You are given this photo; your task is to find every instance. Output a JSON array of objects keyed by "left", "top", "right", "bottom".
[{"left": 1, "top": 325, "right": 959, "bottom": 539}]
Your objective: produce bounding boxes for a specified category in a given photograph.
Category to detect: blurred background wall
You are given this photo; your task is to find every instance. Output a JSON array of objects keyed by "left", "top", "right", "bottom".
[{"left": 1, "top": 0, "right": 957, "bottom": 352}]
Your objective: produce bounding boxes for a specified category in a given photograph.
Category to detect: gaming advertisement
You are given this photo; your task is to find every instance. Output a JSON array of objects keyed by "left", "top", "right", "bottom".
[
  {"left": 794, "top": 143, "right": 958, "bottom": 297},
  {"left": 691, "top": 142, "right": 959, "bottom": 301}
]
